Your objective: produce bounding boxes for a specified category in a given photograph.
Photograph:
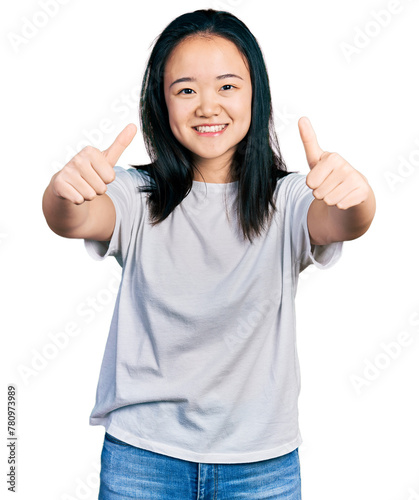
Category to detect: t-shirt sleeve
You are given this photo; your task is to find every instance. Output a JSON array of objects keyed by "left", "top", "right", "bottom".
[
  {"left": 84, "top": 166, "right": 145, "bottom": 266},
  {"left": 285, "top": 173, "right": 343, "bottom": 273}
]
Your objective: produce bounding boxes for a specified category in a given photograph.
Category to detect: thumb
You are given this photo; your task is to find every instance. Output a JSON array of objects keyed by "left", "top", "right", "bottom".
[
  {"left": 102, "top": 123, "right": 137, "bottom": 166},
  {"left": 298, "top": 116, "right": 324, "bottom": 169}
]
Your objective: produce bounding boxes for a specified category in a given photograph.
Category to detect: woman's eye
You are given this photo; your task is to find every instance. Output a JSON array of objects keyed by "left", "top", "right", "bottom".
[
  {"left": 221, "top": 84, "right": 235, "bottom": 91},
  {"left": 179, "top": 88, "right": 195, "bottom": 95}
]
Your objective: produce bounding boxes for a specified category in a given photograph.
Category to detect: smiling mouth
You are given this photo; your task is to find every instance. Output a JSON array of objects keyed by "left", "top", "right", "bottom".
[{"left": 193, "top": 124, "right": 228, "bottom": 133}]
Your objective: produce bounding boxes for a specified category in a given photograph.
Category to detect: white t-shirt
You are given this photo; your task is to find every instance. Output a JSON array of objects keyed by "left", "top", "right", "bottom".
[{"left": 84, "top": 165, "right": 343, "bottom": 464}]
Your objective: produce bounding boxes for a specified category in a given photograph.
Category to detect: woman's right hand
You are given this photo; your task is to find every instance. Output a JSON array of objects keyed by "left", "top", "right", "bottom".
[{"left": 51, "top": 123, "right": 137, "bottom": 205}]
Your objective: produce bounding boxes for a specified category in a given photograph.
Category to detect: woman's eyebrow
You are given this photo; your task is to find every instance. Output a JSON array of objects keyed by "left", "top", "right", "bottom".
[
  {"left": 216, "top": 73, "right": 243, "bottom": 81},
  {"left": 169, "top": 74, "right": 243, "bottom": 88}
]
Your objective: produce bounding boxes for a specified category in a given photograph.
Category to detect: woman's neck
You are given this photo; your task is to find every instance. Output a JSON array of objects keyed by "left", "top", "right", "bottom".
[{"left": 192, "top": 155, "right": 236, "bottom": 184}]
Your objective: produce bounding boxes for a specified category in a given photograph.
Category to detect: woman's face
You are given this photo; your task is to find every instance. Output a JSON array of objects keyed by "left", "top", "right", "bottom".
[{"left": 163, "top": 35, "right": 252, "bottom": 173}]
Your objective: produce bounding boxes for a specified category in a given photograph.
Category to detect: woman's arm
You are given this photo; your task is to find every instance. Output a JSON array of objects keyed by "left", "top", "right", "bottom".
[
  {"left": 307, "top": 188, "right": 376, "bottom": 245},
  {"left": 298, "top": 117, "right": 376, "bottom": 245},
  {"left": 42, "top": 180, "right": 116, "bottom": 241},
  {"left": 42, "top": 123, "right": 136, "bottom": 241}
]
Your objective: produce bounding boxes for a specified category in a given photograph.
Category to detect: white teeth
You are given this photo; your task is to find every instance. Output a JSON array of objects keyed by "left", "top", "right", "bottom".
[{"left": 195, "top": 124, "right": 227, "bottom": 133}]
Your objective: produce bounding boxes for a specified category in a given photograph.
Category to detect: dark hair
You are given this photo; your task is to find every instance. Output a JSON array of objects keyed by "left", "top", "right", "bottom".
[{"left": 130, "top": 9, "right": 292, "bottom": 243}]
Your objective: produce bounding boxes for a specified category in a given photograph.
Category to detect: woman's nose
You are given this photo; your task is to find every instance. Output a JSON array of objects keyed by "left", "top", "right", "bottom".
[{"left": 196, "top": 91, "right": 221, "bottom": 118}]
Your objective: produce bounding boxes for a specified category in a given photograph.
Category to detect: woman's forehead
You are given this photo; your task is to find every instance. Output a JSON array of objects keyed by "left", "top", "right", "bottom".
[{"left": 164, "top": 35, "right": 249, "bottom": 79}]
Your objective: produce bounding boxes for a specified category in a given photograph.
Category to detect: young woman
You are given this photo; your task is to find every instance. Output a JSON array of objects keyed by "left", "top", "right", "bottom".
[{"left": 42, "top": 9, "right": 376, "bottom": 499}]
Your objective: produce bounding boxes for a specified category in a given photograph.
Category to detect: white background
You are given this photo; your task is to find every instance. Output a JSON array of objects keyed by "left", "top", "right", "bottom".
[{"left": 2, "top": 0, "right": 419, "bottom": 498}]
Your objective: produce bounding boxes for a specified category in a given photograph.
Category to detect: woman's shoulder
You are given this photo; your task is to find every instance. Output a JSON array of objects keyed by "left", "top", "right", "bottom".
[
  {"left": 274, "top": 170, "right": 306, "bottom": 195},
  {"left": 113, "top": 163, "right": 155, "bottom": 188}
]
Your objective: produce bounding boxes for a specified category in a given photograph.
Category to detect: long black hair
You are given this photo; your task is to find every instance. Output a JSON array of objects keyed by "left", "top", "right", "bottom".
[{"left": 130, "top": 9, "right": 292, "bottom": 243}]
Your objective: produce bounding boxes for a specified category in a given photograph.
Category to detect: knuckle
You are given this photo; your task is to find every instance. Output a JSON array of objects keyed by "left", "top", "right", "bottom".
[
  {"left": 96, "top": 184, "right": 107, "bottom": 195},
  {"left": 52, "top": 178, "right": 68, "bottom": 198},
  {"left": 343, "top": 167, "right": 356, "bottom": 180},
  {"left": 306, "top": 173, "right": 314, "bottom": 187},
  {"left": 63, "top": 162, "right": 82, "bottom": 180},
  {"left": 60, "top": 164, "right": 73, "bottom": 175},
  {"left": 81, "top": 145, "right": 95, "bottom": 156},
  {"left": 83, "top": 190, "right": 97, "bottom": 202},
  {"left": 72, "top": 155, "right": 84, "bottom": 168},
  {"left": 73, "top": 196, "right": 85, "bottom": 206},
  {"left": 103, "top": 169, "right": 116, "bottom": 184},
  {"left": 53, "top": 175, "right": 65, "bottom": 189}
]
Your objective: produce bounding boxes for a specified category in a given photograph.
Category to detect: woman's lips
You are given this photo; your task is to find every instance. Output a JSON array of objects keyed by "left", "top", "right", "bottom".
[{"left": 193, "top": 124, "right": 228, "bottom": 136}]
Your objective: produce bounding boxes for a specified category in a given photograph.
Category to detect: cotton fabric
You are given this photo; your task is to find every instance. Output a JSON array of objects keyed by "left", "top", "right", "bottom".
[{"left": 84, "top": 166, "right": 342, "bottom": 464}]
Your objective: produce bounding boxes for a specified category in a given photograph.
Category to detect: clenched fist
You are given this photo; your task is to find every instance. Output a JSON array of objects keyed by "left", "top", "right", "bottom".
[
  {"left": 298, "top": 116, "right": 375, "bottom": 244},
  {"left": 298, "top": 117, "right": 370, "bottom": 210},
  {"left": 52, "top": 123, "right": 137, "bottom": 205}
]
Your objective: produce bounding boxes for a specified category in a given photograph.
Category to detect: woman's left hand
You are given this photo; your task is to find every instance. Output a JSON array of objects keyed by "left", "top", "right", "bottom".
[{"left": 298, "top": 116, "right": 371, "bottom": 210}]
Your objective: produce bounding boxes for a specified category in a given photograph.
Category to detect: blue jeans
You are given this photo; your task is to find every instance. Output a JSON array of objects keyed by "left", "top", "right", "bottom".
[{"left": 99, "top": 432, "right": 301, "bottom": 499}]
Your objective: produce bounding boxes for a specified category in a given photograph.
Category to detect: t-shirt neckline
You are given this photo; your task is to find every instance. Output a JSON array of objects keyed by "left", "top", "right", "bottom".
[{"left": 192, "top": 179, "right": 239, "bottom": 192}]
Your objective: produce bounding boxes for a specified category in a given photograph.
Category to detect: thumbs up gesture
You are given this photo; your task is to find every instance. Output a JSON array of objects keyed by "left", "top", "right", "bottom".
[
  {"left": 298, "top": 117, "right": 370, "bottom": 210},
  {"left": 52, "top": 123, "right": 137, "bottom": 205}
]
